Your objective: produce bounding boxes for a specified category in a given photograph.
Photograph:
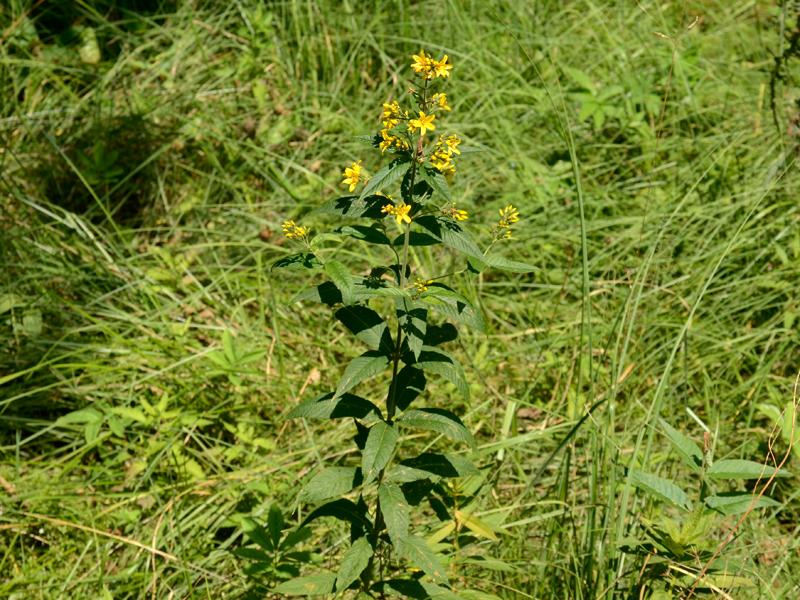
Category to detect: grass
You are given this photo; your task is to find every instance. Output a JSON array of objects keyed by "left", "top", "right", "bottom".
[{"left": 2, "top": 0, "right": 800, "bottom": 597}]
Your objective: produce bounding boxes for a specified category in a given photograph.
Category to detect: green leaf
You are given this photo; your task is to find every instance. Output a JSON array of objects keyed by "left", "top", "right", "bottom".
[
  {"left": 415, "top": 216, "right": 484, "bottom": 262},
  {"left": 421, "top": 167, "right": 451, "bottom": 202},
  {"left": 420, "top": 284, "right": 485, "bottom": 332},
  {"left": 301, "top": 467, "right": 362, "bottom": 503},
  {"left": 335, "top": 351, "right": 391, "bottom": 397},
  {"left": 393, "top": 453, "right": 479, "bottom": 480},
  {"left": 380, "top": 579, "right": 460, "bottom": 600},
  {"left": 362, "top": 421, "right": 398, "bottom": 484},
  {"left": 398, "top": 304, "right": 427, "bottom": 361},
  {"left": 335, "top": 536, "right": 373, "bottom": 591},
  {"left": 267, "top": 505, "right": 284, "bottom": 548},
  {"left": 629, "top": 468, "right": 692, "bottom": 511},
  {"left": 335, "top": 305, "right": 393, "bottom": 353},
  {"left": 338, "top": 224, "right": 391, "bottom": 245},
  {"left": 423, "top": 323, "right": 458, "bottom": 346},
  {"left": 288, "top": 392, "right": 382, "bottom": 420},
  {"left": 659, "top": 419, "right": 703, "bottom": 472},
  {"left": 56, "top": 407, "right": 104, "bottom": 427},
  {"left": 325, "top": 260, "right": 354, "bottom": 304},
  {"left": 273, "top": 573, "right": 336, "bottom": 595},
  {"left": 399, "top": 408, "right": 474, "bottom": 447},
  {"left": 292, "top": 281, "right": 343, "bottom": 306},
  {"left": 272, "top": 252, "right": 321, "bottom": 270},
  {"left": 484, "top": 254, "right": 535, "bottom": 273},
  {"left": 392, "top": 365, "right": 426, "bottom": 411},
  {"left": 360, "top": 157, "right": 411, "bottom": 199},
  {"left": 312, "top": 195, "right": 387, "bottom": 219},
  {"left": 411, "top": 348, "right": 469, "bottom": 400},
  {"left": 379, "top": 482, "right": 409, "bottom": 545},
  {"left": 240, "top": 517, "right": 275, "bottom": 552},
  {"left": 0, "top": 293, "right": 24, "bottom": 314},
  {"left": 563, "top": 65, "right": 596, "bottom": 93},
  {"left": 704, "top": 493, "right": 781, "bottom": 515},
  {"left": 706, "top": 459, "right": 792, "bottom": 480},
  {"left": 301, "top": 499, "right": 372, "bottom": 534},
  {"left": 396, "top": 535, "right": 448, "bottom": 584}
]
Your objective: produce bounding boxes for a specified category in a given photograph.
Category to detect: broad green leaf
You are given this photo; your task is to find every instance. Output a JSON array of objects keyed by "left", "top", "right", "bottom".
[
  {"left": 267, "top": 505, "right": 284, "bottom": 548},
  {"left": 0, "top": 293, "right": 24, "bottom": 314},
  {"left": 273, "top": 573, "right": 336, "bottom": 595},
  {"left": 704, "top": 493, "right": 781, "bottom": 515},
  {"left": 240, "top": 517, "right": 275, "bottom": 551},
  {"left": 56, "top": 407, "right": 104, "bottom": 427},
  {"left": 484, "top": 254, "right": 535, "bottom": 273},
  {"left": 288, "top": 392, "right": 382, "bottom": 420},
  {"left": 415, "top": 215, "right": 484, "bottom": 262},
  {"left": 280, "top": 526, "right": 312, "bottom": 550},
  {"left": 629, "top": 468, "right": 692, "bottom": 511},
  {"left": 455, "top": 509, "right": 499, "bottom": 541},
  {"left": 399, "top": 408, "right": 474, "bottom": 447},
  {"left": 335, "top": 351, "right": 391, "bottom": 397},
  {"left": 292, "top": 281, "right": 343, "bottom": 306},
  {"left": 338, "top": 224, "right": 391, "bottom": 245},
  {"left": 396, "top": 535, "right": 448, "bottom": 584},
  {"left": 398, "top": 304, "right": 427, "bottom": 361},
  {"left": 325, "top": 260, "right": 354, "bottom": 304},
  {"left": 110, "top": 406, "right": 149, "bottom": 424},
  {"left": 335, "top": 305, "right": 393, "bottom": 353},
  {"left": 335, "top": 536, "right": 373, "bottom": 591},
  {"left": 394, "top": 453, "right": 479, "bottom": 480},
  {"left": 301, "top": 467, "right": 362, "bottom": 503},
  {"left": 301, "top": 499, "right": 372, "bottom": 534},
  {"left": 360, "top": 157, "right": 410, "bottom": 199},
  {"left": 379, "top": 482, "right": 409, "bottom": 545},
  {"left": 392, "top": 365, "right": 426, "bottom": 411},
  {"left": 312, "top": 195, "right": 387, "bottom": 219},
  {"left": 706, "top": 459, "right": 792, "bottom": 480},
  {"left": 421, "top": 167, "right": 451, "bottom": 202},
  {"left": 381, "top": 579, "right": 461, "bottom": 600},
  {"left": 411, "top": 348, "right": 469, "bottom": 400},
  {"left": 362, "top": 421, "right": 398, "bottom": 484},
  {"left": 423, "top": 323, "right": 458, "bottom": 346},
  {"left": 272, "top": 252, "right": 321, "bottom": 270},
  {"left": 420, "top": 284, "right": 485, "bottom": 332},
  {"left": 659, "top": 419, "right": 703, "bottom": 472}
]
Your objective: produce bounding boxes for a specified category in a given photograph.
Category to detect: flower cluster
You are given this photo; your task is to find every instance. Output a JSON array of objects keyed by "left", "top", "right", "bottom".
[
  {"left": 282, "top": 220, "right": 310, "bottom": 241},
  {"left": 430, "top": 134, "right": 461, "bottom": 176},
  {"left": 413, "top": 277, "right": 433, "bottom": 294},
  {"left": 493, "top": 205, "right": 520, "bottom": 239},
  {"left": 379, "top": 102, "right": 410, "bottom": 153},
  {"left": 411, "top": 50, "right": 453, "bottom": 80},
  {"left": 341, "top": 160, "right": 363, "bottom": 192},
  {"left": 381, "top": 202, "right": 412, "bottom": 225},
  {"left": 442, "top": 205, "right": 469, "bottom": 221}
]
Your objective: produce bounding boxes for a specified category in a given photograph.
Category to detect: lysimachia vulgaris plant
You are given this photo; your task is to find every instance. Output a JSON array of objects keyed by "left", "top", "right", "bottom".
[{"left": 271, "top": 50, "right": 533, "bottom": 597}]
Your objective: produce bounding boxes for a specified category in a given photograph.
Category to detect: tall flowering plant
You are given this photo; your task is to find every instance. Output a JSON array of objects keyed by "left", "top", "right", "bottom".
[{"left": 269, "top": 51, "right": 532, "bottom": 597}]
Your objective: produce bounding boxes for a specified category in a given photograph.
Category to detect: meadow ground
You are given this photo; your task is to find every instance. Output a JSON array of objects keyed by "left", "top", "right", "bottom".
[{"left": 2, "top": 1, "right": 800, "bottom": 598}]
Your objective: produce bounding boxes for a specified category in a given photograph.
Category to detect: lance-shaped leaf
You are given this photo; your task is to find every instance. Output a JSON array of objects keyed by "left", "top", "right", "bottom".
[
  {"left": 266, "top": 505, "right": 283, "bottom": 548},
  {"left": 335, "top": 351, "right": 391, "bottom": 397},
  {"left": 324, "top": 260, "right": 354, "bottom": 304},
  {"left": 391, "top": 365, "right": 426, "bottom": 412},
  {"left": 335, "top": 536, "right": 373, "bottom": 591},
  {"left": 292, "top": 281, "right": 343, "bottom": 306},
  {"left": 706, "top": 459, "right": 792, "bottom": 480},
  {"left": 362, "top": 421, "right": 399, "bottom": 485},
  {"left": 397, "top": 303, "right": 427, "bottom": 361},
  {"left": 396, "top": 535, "right": 448, "bottom": 585},
  {"left": 399, "top": 408, "right": 475, "bottom": 448},
  {"left": 272, "top": 252, "right": 322, "bottom": 270},
  {"left": 414, "top": 215, "right": 484, "bottom": 262},
  {"left": 338, "top": 224, "right": 391, "bottom": 245},
  {"left": 301, "top": 498, "right": 372, "bottom": 535},
  {"left": 273, "top": 573, "right": 336, "bottom": 595},
  {"left": 379, "top": 579, "right": 461, "bottom": 600},
  {"left": 629, "top": 468, "right": 692, "bottom": 511},
  {"left": 420, "top": 166, "right": 451, "bottom": 202},
  {"left": 360, "top": 157, "right": 411, "bottom": 199},
  {"left": 455, "top": 509, "right": 499, "bottom": 541},
  {"left": 288, "top": 392, "right": 382, "bottom": 420},
  {"left": 420, "top": 283, "right": 485, "bottom": 332},
  {"left": 335, "top": 305, "right": 393, "bottom": 353},
  {"left": 312, "top": 194, "right": 387, "bottom": 219},
  {"left": 392, "top": 453, "right": 479, "bottom": 480},
  {"left": 379, "top": 482, "right": 410, "bottom": 545},
  {"left": 659, "top": 419, "right": 702, "bottom": 472},
  {"left": 424, "top": 323, "right": 458, "bottom": 346},
  {"left": 300, "top": 466, "right": 363, "bottom": 503},
  {"left": 483, "top": 254, "right": 535, "bottom": 273},
  {"left": 704, "top": 493, "right": 781, "bottom": 515},
  {"left": 352, "top": 277, "right": 410, "bottom": 301},
  {"left": 410, "top": 347, "right": 469, "bottom": 400}
]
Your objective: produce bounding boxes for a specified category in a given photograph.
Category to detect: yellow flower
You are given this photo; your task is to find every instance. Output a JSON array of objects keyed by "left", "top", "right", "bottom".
[
  {"left": 431, "top": 55, "right": 453, "bottom": 78},
  {"left": 378, "top": 129, "right": 409, "bottom": 153},
  {"left": 413, "top": 277, "right": 433, "bottom": 294},
  {"left": 444, "top": 134, "right": 461, "bottom": 155},
  {"left": 498, "top": 204, "right": 520, "bottom": 228},
  {"left": 381, "top": 202, "right": 412, "bottom": 225},
  {"left": 430, "top": 148, "right": 452, "bottom": 172},
  {"left": 443, "top": 206, "right": 468, "bottom": 221},
  {"left": 282, "top": 220, "right": 309, "bottom": 240},
  {"left": 381, "top": 101, "right": 403, "bottom": 128},
  {"left": 408, "top": 111, "right": 436, "bottom": 136},
  {"left": 411, "top": 50, "right": 434, "bottom": 79},
  {"left": 341, "top": 160, "right": 363, "bottom": 192},
  {"left": 432, "top": 92, "right": 451, "bottom": 112}
]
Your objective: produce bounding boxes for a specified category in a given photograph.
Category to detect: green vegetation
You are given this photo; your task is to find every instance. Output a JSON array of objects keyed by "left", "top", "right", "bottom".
[{"left": 2, "top": 1, "right": 799, "bottom": 598}]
